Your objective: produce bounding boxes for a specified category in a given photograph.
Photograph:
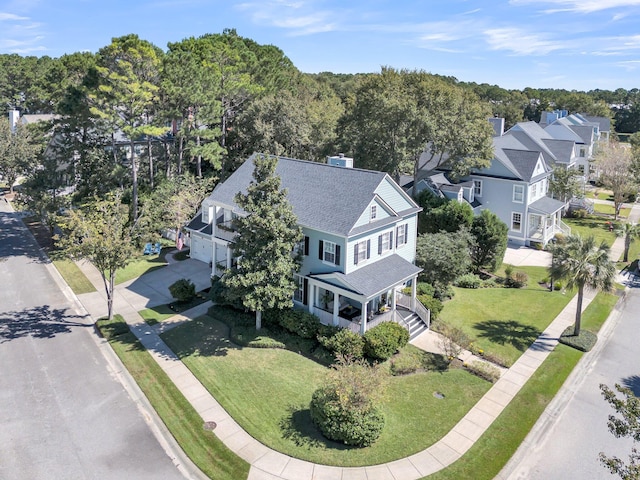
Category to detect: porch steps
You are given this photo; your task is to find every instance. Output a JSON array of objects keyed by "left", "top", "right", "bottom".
[{"left": 404, "top": 313, "right": 429, "bottom": 341}]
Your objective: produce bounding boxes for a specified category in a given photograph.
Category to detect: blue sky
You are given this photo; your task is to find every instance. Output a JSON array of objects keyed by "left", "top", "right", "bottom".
[{"left": 1, "top": 0, "right": 640, "bottom": 91}]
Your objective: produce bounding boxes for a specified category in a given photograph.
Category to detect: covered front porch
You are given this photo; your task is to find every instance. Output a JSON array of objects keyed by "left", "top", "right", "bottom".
[
  {"left": 304, "top": 254, "right": 424, "bottom": 334},
  {"left": 527, "top": 197, "right": 570, "bottom": 246}
]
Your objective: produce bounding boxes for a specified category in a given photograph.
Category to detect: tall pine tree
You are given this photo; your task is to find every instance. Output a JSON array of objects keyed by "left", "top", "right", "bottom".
[{"left": 222, "top": 154, "right": 302, "bottom": 329}]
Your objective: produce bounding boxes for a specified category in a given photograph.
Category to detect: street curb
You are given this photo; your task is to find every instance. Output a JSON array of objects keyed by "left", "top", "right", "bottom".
[
  {"left": 496, "top": 292, "right": 626, "bottom": 480},
  {"left": 17, "top": 211, "right": 209, "bottom": 480}
]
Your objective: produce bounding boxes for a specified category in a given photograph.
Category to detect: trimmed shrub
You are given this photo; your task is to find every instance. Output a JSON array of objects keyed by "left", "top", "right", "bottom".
[
  {"left": 230, "top": 325, "right": 286, "bottom": 349},
  {"left": 553, "top": 281, "right": 564, "bottom": 291},
  {"left": 504, "top": 264, "right": 514, "bottom": 278},
  {"left": 277, "top": 309, "right": 321, "bottom": 339},
  {"left": 559, "top": 326, "right": 598, "bottom": 352},
  {"left": 310, "top": 387, "right": 385, "bottom": 447},
  {"left": 363, "top": 322, "right": 410, "bottom": 361},
  {"left": 505, "top": 271, "right": 528, "bottom": 288},
  {"left": 417, "top": 294, "right": 443, "bottom": 320},
  {"left": 316, "top": 323, "right": 342, "bottom": 340},
  {"left": 169, "top": 278, "right": 196, "bottom": 302},
  {"left": 402, "top": 283, "right": 435, "bottom": 297},
  {"left": 320, "top": 328, "right": 365, "bottom": 360},
  {"left": 456, "top": 273, "right": 482, "bottom": 289},
  {"left": 464, "top": 360, "right": 501, "bottom": 383}
]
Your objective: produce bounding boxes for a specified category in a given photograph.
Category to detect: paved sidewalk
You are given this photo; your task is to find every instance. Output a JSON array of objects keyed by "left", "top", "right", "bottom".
[{"left": 73, "top": 250, "right": 610, "bottom": 480}]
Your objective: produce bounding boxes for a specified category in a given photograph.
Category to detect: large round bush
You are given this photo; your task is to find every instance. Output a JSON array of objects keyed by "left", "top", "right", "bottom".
[
  {"left": 309, "top": 387, "right": 384, "bottom": 447},
  {"left": 320, "top": 328, "right": 364, "bottom": 359},
  {"left": 363, "top": 321, "right": 409, "bottom": 360}
]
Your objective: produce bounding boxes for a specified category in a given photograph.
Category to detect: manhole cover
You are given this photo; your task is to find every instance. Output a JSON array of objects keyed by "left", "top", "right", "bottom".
[
  {"left": 203, "top": 421, "right": 217, "bottom": 431},
  {"left": 433, "top": 391, "right": 445, "bottom": 399}
]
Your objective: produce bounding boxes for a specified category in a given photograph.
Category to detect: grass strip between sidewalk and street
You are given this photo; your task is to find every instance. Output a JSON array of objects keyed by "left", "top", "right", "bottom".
[
  {"left": 52, "top": 258, "right": 96, "bottom": 294},
  {"left": 96, "top": 316, "right": 250, "bottom": 480},
  {"left": 426, "top": 290, "right": 619, "bottom": 479}
]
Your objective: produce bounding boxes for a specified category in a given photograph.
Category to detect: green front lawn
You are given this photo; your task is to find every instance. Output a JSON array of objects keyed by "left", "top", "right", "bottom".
[
  {"left": 585, "top": 189, "right": 613, "bottom": 201},
  {"left": 53, "top": 258, "right": 96, "bottom": 294},
  {"left": 563, "top": 215, "right": 617, "bottom": 246},
  {"left": 161, "top": 313, "right": 491, "bottom": 467},
  {"left": 428, "top": 290, "right": 619, "bottom": 479},
  {"left": 114, "top": 249, "right": 169, "bottom": 284},
  {"left": 439, "top": 266, "right": 573, "bottom": 367},
  {"left": 593, "top": 203, "right": 630, "bottom": 218},
  {"left": 139, "top": 292, "right": 210, "bottom": 325},
  {"left": 96, "top": 317, "right": 249, "bottom": 480}
]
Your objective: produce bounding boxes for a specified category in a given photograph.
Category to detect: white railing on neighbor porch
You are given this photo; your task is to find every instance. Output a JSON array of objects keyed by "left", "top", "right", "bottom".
[{"left": 558, "top": 219, "right": 571, "bottom": 235}]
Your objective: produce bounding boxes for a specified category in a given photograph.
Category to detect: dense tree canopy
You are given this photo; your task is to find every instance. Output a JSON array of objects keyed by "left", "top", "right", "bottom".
[{"left": 221, "top": 155, "right": 302, "bottom": 329}]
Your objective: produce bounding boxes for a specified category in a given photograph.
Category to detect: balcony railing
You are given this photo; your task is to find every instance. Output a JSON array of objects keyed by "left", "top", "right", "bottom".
[{"left": 215, "top": 220, "right": 238, "bottom": 242}]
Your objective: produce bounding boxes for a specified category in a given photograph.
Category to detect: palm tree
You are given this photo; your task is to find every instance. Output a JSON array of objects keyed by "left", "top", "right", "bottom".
[
  {"left": 614, "top": 222, "right": 640, "bottom": 263},
  {"left": 549, "top": 235, "right": 616, "bottom": 336}
]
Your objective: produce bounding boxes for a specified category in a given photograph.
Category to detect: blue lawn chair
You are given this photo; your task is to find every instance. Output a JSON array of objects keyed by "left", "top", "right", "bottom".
[
  {"left": 143, "top": 242, "right": 152, "bottom": 255},
  {"left": 151, "top": 242, "right": 161, "bottom": 254}
]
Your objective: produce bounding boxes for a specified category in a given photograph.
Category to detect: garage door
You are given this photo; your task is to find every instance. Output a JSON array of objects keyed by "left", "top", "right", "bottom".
[{"left": 190, "top": 234, "right": 212, "bottom": 264}]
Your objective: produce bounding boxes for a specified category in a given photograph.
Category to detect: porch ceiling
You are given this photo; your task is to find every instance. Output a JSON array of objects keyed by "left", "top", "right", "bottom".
[
  {"left": 310, "top": 254, "right": 422, "bottom": 299},
  {"left": 529, "top": 196, "right": 565, "bottom": 215}
]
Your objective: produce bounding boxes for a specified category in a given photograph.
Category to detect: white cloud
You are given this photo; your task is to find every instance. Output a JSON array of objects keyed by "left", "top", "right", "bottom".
[
  {"left": 615, "top": 59, "right": 640, "bottom": 70},
  {"left": 0, "top": 12, "right": 28, "bottom": 21},
  {"left": 510, "top": 0, "right": 640, "bottom": 13},
  {"left": 236, "top": 0, "right": 339, "bottom": 35},
  {"left": 484, "top": 28, "right": 564, "bottom": 55}
]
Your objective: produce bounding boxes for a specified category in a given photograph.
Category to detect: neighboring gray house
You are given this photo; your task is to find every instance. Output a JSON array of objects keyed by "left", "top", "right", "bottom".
[
  {"left": 414, "top": 121, "right": 571, "bottom": 247},
  {"left": 187, "top": 154, "right": 428, "bottom": 337}
]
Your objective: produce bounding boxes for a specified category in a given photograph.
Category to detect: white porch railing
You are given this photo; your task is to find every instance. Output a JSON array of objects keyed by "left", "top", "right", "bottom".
[
  {"left": 395, "top": 292, "right": 430, "bottom": 328},
  {"left": 414, "top": 299, "right": 431, "bottom": 329},
  {"left": 558, "top": 219, "right": 571, "bottom": 235}
]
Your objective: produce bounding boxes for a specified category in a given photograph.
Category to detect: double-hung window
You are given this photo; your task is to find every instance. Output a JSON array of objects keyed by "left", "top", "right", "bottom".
[
  {"left": 513, "top": 184, "right": 524, "bottom": 203},
  {"left": 378, "top": 231, "right": 393, "bottom": 254},
  {"left": 473, "top": 180, "right": 482, "bottom": 197},
  {"left": 319, "top": 240, "right": 340, "bottom": 266},
  {"left": 511, "top": 212, "right": 522, "bottom": 232},
  {"left": 370, "top": 205, "right": 377, "bottom": 221},
  {"left": 396, "top": 223, "right": 408, "bottom": 247},
  {"left": 354, "top": 239, "right": 370, "bottom": 265}
]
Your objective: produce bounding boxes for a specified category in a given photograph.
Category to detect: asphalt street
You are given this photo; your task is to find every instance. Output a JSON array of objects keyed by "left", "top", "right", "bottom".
[
  {"left": 0, "top": 208, "right": 186, "bottom": 479},
  {"left": 504, "top": 283, "right": 640, "bottom": 479}
]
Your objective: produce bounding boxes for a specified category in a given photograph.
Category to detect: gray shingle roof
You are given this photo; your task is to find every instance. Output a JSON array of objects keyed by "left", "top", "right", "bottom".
[
  {"left": 529, "top": 196, "right": 566, "bottom": 215},
  {"left": 568, "top": 125, "right": 595, "bottom": 145},
  {"left": 501, "top": 148, "right": 544, "bottom": 181},
  {"left": 187, "top": 212, "right": 207, "bottom": 232},
  {"left": 311, "top": 254, "right": 423, "bottom": 298},
  {"left": 541, "top": 139, "right": 575, "bottom": 164},
  {"left": 206, "top": 154, "right": 419, "bottom": 237},
  {"left": 585, "top": 115, "right": 611, "bottom": 132}
]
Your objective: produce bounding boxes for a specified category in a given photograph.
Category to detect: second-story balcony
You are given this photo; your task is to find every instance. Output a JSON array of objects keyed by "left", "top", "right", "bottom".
[{"left": 215, "top": 219, "right": 238, "bottom": 242}]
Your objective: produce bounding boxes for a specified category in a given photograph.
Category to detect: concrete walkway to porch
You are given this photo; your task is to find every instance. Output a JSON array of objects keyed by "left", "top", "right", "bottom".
[{"left": 72, "top": 241, "right": 618, "bottom": 480}]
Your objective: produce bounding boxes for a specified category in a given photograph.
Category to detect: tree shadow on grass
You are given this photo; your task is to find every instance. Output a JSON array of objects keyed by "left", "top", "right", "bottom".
[
  {"left": 0, "top": 304, "right": 89, "bottom": 343},
  {"left": 621, "top": 375, "right": 640, "bottom": 396},
  {"left": 279, "top": 404, "right": 352, "bottom": 452},
  {"left": 474, "top": 319, "right": 541, "bottom": 352},
  {"left": 161, "top": 316, "right": 234, "bottom": 359}
]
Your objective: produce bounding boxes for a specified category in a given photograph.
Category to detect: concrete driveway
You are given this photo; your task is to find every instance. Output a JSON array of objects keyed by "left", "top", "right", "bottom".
[{"left": 503, "top": 245, "right": 552, "bottom": 267}]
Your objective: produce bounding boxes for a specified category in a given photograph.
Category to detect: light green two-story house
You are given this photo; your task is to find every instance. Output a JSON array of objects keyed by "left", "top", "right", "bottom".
[{"left": 187, "top": 154, "right": 428, "bottom": 338}]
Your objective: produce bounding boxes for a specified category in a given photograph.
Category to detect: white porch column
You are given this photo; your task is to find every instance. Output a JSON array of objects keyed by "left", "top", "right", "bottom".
[
  {"left": 360, "top": 302, "right": 368, "bottom": 335},
  {"left": 411, "top": 281, "right": 417, "bottom": 311},
  {"left": 226, "top": 245, "right": 233, "bottom": 269},
  {"left": 308, "top": 283, "right": 315, "bottom": 314},
  {"left": 390, "top": 288, "right": 397, "bottom": 310},
  {"left": 212, "top": 241, "right": 217, "bottom": 276},
  {"left": 332, "top": 292, "right": 340, "bottom": 326}
]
